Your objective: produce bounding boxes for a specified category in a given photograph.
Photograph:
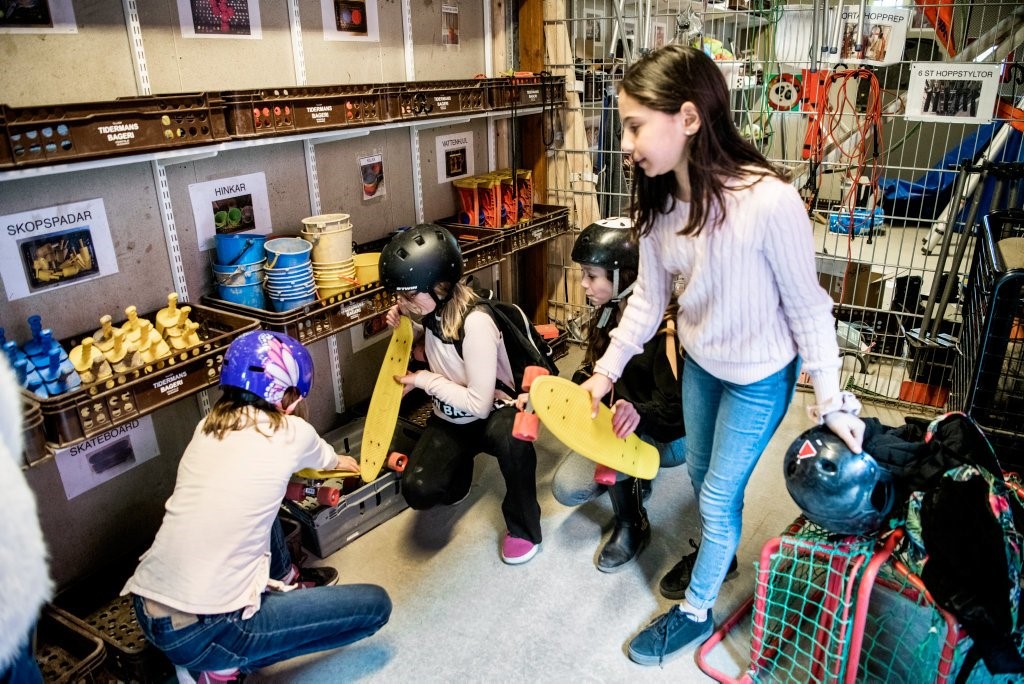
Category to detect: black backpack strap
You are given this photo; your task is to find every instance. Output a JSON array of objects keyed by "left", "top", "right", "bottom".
[{"left": 954, "top": 646, "right": 982, "bottom": 684}]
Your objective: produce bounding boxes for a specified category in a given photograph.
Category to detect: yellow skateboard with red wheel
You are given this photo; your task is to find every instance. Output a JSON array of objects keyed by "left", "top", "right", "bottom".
[
  {"left": 360, "top": 315, "right": 414, "bottom": 482},
  {"left": 514, "top": 368, "right": 659, "bottom": 481}
]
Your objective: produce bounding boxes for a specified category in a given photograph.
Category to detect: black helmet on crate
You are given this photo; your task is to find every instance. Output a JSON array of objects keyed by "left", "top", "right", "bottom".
[
  {"left": 380, "top": 224, "right": 463, "bottom": 305},
  {"left": 783, "top": 425, "right": 895, "bottom": 536},
  {"left": 572, "top": 217, "right": 638, "bottom": 327}
]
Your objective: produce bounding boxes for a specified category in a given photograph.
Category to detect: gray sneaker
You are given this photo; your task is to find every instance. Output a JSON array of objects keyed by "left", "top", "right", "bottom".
[{"left": 627, "top": 606, "right": 714, "bottom": 666}]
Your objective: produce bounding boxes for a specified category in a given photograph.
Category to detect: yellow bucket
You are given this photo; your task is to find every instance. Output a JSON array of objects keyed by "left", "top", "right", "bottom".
[{"left": 353, "top": 252, "right": 381, "bottom": 285}]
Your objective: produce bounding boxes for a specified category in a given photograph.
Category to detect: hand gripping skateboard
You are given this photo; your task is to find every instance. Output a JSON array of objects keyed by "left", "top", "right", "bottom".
[
  {"left": 285, "top": 468, "right": 361, "bottom": 507},
  {"left": 360, "top": 315, "right": 414, "bottom": 482},
  {"left": 514, "top": 368, "right": 659, "bottom": 481}
]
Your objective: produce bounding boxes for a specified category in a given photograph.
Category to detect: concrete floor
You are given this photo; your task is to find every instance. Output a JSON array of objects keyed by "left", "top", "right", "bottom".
[{"left": 252, "top": 344, "right": 939, "bottom": 683}]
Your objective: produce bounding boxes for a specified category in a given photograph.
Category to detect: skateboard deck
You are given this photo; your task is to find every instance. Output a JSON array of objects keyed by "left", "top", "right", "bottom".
[
  {"left": 528, "top": 374, "right": 659, "bottom": 480},
  {"left": 360, "top": 315, "right": 413, "bottom": 482}
]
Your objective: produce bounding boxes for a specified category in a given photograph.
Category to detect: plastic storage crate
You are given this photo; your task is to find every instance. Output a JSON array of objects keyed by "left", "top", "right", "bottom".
[
  {"left": 21, "top": 390, "right": 49, "bottom": 466},
  {"left": 29, "top": 302, "right": 258, "bottom": 447},
  {"left": 390, "top": 79, "right": 492, "bottom": 119},
  {"left": 0, "top": 94, "right": 229, "bottom": 169},
  {"left": 52, "top": 566, "right": 173, "bottom": 683},
  {"left": 437, "top": 203, "right": 570, "bottom": 256},
  {"left": 281, "top": 415, "right": 422, "bottom": 558},
  {"left": 221, "top": 84, "right": 390, "bottom": 138},
  {"left": 951, "top": 211, "right": 1024, "bottom": 467},
  {"left": 34, "top": 606, "right": 106, "bottom": 683}
]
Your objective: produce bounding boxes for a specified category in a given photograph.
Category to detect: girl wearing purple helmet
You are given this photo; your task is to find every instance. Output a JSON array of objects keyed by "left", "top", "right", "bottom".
[{"left": 124, "top": 330, "right": 391, "bottom": 683}]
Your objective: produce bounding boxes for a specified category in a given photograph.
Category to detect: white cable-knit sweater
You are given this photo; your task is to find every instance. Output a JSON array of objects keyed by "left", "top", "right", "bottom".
[{"left": 594, "top": 175, "right": 842, "bottom": 407}]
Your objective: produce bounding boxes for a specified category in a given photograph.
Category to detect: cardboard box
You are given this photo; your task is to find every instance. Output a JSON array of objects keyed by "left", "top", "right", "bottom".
[
  {"left": 815, "top": 256, "right": 888, "bottom": 309},
  {"left": 281, "top": 417, "right": 421, "bottom": 558}
]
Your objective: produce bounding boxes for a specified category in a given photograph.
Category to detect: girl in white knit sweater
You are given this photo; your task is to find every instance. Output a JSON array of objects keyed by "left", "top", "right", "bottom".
[{"left": 579, "top": 45, "right": 866, "bottom": 666}]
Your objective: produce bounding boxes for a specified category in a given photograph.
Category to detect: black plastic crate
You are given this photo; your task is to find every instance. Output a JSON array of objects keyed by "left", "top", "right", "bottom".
[{"left": 34, "top": 606, "right": 106, "bottom": 683}]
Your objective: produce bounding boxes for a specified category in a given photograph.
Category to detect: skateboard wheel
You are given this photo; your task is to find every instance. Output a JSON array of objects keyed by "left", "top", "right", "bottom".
[
  {"left": 285, "top": 482, "right": 307, "bottom": 502},
  {"left": 521, "top": 365, "right": 550, "bottom": 391},
  {"left": 387, "top": 452, "right": 408, "bottom": 472},
  {"left": 512, "top": 411, "right": 539, "bottom": 441},
  {"left": 317, "top": 487, "right": 341, "bottom": 507},
  {"left": 594, "top": 464, "right": 619, "bottom": 486}
]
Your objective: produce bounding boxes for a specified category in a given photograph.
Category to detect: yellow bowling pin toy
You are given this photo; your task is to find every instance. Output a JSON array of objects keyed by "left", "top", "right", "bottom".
[
  {"left": 181, "top": 320, "right": 202, "bottom": 348},
  {"left": 106, "top": 328, "right": 143, "bottom": 373},
  {"left": 123, "top": 306, "right": 143, "bottom": 345},
  {"left": 156, "top": 293, "right": 181, "bottom": 336},
  {"left": 69, "top": 337, "right": 112, "bottom": 384},
  {"left": 92, "top": 315, "right": 120, "bottom": 354},
  {"left": 139, "top": 320, "right": 171, "bottom": 360}
]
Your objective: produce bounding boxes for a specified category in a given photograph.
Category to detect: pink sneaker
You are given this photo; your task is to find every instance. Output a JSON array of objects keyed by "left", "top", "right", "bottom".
[{"left": 501, "top": 531, "right": 539, "bottom": 565}]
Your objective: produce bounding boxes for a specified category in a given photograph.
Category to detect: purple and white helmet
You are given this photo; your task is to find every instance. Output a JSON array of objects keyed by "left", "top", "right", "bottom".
[{"left": 220, "top": 331, "right": 313, "bottom": 407}]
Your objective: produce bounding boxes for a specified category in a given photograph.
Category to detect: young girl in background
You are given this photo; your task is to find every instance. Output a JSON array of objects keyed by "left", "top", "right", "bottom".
[
  {"left": 551, "top": 218, "right": 686, "bottom": 573},
  {"left": 380, "top": 224, "right": 543, "bottom": 565},
  {"left": 124, "top": 331, "right": 391, "bottom": 683},
  {"left": 580, "top": 45, "right": 866, "bottom": 665}
]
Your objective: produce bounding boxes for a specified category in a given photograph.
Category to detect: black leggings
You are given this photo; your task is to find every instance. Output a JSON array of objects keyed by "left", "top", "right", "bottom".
[{"left": 402, "top": 404, "right": 542, "bottom": 543}]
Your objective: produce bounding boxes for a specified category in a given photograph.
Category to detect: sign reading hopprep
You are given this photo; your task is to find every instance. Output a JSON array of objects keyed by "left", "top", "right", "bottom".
[
  {"left": 0, "top": 198, "right": 118, "bottom": 301},
  {"left": 905, "top": 63, "right": 1001, "bottom": 124}
]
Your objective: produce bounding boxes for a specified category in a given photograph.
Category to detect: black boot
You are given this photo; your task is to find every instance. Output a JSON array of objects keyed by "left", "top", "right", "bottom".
[{"left": 597, "top": 477, "right": 651, "bottom": 573}]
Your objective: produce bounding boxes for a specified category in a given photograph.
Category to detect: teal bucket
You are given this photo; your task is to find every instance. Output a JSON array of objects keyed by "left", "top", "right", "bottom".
[
  {"left": 213, "top": 259, "right": 265, "bottom": 287},
  {"left": 265, "top": 237, "right": 312, "bottom": 270},
  {"left": 218, "top": 282, "right": 266, "bottom": 310},
  {"left": 215, "top": 233, "right": 267, "bottom": 265}
]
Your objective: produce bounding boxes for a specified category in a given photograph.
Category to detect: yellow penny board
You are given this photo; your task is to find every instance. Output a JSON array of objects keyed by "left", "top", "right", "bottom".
[
  {"left": 293, "top": 468, "right": 361, "bottom": 480},
  {"left": 529, "top": 374, "right": 659, "bottom": 480},
  {"left": 360, "top": 316, "right": 413, "bottom": 481}
]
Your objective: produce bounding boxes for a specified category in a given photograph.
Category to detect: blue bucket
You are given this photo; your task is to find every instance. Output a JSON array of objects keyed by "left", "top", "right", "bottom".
[
  {"left": 213, "top": 259, "right": 265, "bottom": 287},
  {"left": 265, "top": 281, "right": 316, "bottom": 299},
  {"left": 215, "top": 233, "right": 267, "bottom": 265},
  {"left": 268, "top": 289, "right": 317, "bottom": 312},
  {"left": 218, "top": 282, "right": 266, "bottom": 310},
  {"left": 265, "top": 237, "right": 312, "bottom": 270}
]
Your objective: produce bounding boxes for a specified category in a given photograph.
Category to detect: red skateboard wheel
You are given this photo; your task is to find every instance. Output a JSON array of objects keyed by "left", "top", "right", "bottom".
[
  {"left": 317, "top": 487, "right": 341, "bottom": 507},
  {"left": 594, "top": 464, "right": 619, "bottom": 486},
  {"left": 521, "top": 365, "right": 550, "bottom": 391},
  {"left": 388, "top": 452, "right": 408, "bottom": 472},
  {"left": 512, "top": 411, "right": 539, "bottom": 441},
  {"left": 285, "top": 482, "right": 307, "bottom": 502}
]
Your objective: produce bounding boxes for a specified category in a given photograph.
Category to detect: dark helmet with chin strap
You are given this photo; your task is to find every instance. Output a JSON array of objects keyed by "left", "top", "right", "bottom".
[
  {"left": 379, "top": 224, "right": 463, "bottom": 305},
  {"left": 783, "top": 425, "right": 895, "bottom": 536},
  {"left": 572, "top": 217, "right": 638, "bottom": 327}
]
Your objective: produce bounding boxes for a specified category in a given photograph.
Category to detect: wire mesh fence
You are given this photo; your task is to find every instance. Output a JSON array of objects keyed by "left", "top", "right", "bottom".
[{"left": 541, "top": 1, "right": 1024, "bottom": 414}]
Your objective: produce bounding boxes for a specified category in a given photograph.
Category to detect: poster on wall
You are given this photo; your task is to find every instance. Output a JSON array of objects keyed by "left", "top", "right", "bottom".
[
  {"left": 442, "top": 2, "right": 459, "bottom": 46},
  {"left": 435, "top": 132, "right": 474, "bottom": 183},
  {"left": 583, "top": 10, "right": 603, "bottom": 48},
  {"left": 0, "top": 0, "right": 77, "bottom": 34},
  {"left": 905, "top": 63, "right": 1001, "bottom": 123},
  {"left": 54, "top": 416, "right": 160, "bottom": 500},
  {"left": 653, "top": 22, "right": 668, "bottom": 49},
  {"left": 774, "top": 6, "right": 910, "bottom": 67},
  {"left": 359, "top": 154, "right": 386, "bottom": 200},
  {"left": 177, "top": 0, "right": 262, "bottom": 39},
  {"left": 0, "top": 198, "right": 118, "bottom": 301},
  {"left": 321, "top": 0, "right": 379, "bottom": 42},
  {"left": 188, "top": 172, "right": 272, "bottom": 252}
]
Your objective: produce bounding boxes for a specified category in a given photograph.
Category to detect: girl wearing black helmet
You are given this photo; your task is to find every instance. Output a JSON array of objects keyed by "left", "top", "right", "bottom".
[
  {"left": 380, "top": 224, "right": 543, "bottom": 564},
  {"left": 553, "top": 218, "right": 686, "bottom": 573},
  {"left": 124, "top": 331, "right": 391, "bottom": 682}
]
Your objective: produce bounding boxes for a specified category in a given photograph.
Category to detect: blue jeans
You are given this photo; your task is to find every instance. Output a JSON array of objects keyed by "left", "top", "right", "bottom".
[
  {"left": 0, "top": 632, "right": 42, "bottom": 684},
  {"left": 683, "top": 356, "right": 799, "bottom": 610},
  {"left": 132, "top": 518, "right": 391, "bottom": 673}
]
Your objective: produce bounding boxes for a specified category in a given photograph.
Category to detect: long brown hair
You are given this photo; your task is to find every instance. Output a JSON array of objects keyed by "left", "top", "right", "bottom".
[
  {"left": 619, "top": 45, "right": 787, "bottom": 238},
  {"left": 202, "top": 386, "right": 307, "bottom": 440}
]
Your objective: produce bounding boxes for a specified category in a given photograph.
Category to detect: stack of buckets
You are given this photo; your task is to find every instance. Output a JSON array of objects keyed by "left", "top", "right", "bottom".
[
  {"left": 213, "top": 234, "right": 268, "bottom": 310},
  {"left": 264, "top": 237, "right": 317, "bottom": 312},
  {"left": 301, "top": 213, "right": 359, "bottom": 298}
]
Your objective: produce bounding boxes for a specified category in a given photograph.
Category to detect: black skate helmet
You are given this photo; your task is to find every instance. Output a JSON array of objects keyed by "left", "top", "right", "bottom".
[
  {"left": 572, "top": 217, "right": 638, "bottom": 327},
  {"left": 783, "top": 425, "right": 895, "bottom": 536},
  {"left": 379, "top": 224, "right": 463, "bottom": 304}
]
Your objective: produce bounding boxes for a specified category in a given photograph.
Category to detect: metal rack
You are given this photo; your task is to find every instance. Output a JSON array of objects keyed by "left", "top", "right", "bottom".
[{"left": 951, "top": 210, "right": 1024, "bottom": 467}]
